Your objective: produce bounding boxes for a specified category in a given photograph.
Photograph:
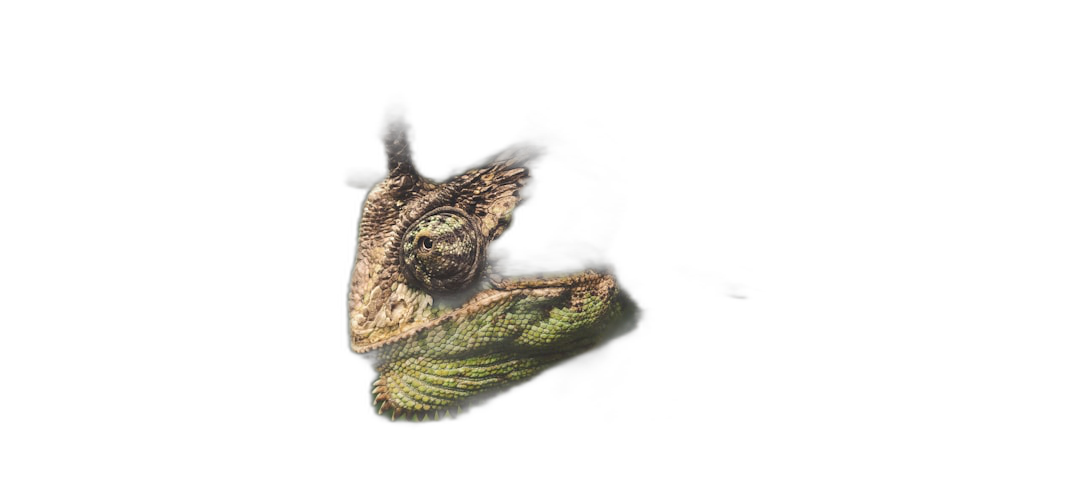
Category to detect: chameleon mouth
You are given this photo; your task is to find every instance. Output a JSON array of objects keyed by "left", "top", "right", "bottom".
[
  {"left": 349, "top": 283, "right": 565, "bottom": 356},
  {"left": 349, "top": 264, "right": 613, "bottom": 354}
]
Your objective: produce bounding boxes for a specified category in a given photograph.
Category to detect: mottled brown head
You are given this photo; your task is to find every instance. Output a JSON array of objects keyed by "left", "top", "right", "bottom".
[{"left": 349, "top": 121, "right": 532, "bottom": 352}]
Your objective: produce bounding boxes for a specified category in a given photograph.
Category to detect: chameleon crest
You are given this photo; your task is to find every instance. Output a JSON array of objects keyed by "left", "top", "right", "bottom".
[{"left": 349, "top": 121, "right": 628, "bottom": 420}]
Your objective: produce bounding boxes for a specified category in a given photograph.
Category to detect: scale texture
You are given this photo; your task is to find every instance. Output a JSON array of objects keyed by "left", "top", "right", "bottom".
[{"left": 349, "top": 121, "right": 628, "bottom": 420}]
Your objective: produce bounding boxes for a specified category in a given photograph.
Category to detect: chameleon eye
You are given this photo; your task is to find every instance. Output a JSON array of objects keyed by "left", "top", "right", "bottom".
[{"left": 401, "top": 207, "right": 485, "bottom": 292}]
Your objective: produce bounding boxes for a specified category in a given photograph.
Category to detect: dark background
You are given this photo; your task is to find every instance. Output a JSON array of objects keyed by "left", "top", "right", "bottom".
[{"left": 196, "top": 71, "right": 868, "bottom": 453}]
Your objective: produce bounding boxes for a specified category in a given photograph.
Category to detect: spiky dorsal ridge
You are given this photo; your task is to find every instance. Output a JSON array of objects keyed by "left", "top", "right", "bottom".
[{"left": 373, "top": 377, "right": 467, "bottom": 422}]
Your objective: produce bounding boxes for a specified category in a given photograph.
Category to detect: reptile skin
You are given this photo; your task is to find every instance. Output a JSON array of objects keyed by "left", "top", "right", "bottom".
[{"left": 349, "top": 121, "right": 629, "bottom": 420}]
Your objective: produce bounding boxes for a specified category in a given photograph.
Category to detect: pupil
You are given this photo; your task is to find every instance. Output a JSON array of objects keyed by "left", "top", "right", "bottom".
[{"left": 420, "top": 236, "right": 433, "bottom": 250}]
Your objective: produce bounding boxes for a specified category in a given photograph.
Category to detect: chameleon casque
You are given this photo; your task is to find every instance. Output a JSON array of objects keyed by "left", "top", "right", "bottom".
[{"left": 349, "top": 121, "right": 631, "bottom": 420}]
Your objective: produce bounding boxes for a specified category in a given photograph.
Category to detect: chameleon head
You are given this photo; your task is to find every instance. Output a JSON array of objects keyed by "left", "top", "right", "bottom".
[{"left": 347, "top": 110, "right": 639, "bottom": 423}]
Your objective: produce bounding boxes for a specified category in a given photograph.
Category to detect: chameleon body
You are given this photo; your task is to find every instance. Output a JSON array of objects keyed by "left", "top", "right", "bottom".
[{"left": 349, "top": 121, "right": 628, "bottom": 420}]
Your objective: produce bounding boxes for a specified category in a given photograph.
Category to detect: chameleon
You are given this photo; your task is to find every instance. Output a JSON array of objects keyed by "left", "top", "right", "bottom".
[{"left": 348, "top": 120, "right": 632, "bottom": 421}]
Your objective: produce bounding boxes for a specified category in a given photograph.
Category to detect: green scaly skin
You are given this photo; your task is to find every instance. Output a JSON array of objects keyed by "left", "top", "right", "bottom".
[{"left": 349, "top": 121, "right": 627, "bottom": 421}]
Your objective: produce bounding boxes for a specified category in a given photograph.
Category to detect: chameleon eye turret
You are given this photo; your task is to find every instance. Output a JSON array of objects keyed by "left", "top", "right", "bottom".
[
  {"left": 401, "top": 207, "right": 485, "bottom": 293},
  {"left": 349, "top": 120, "right": 632, "bottom": 421}
]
